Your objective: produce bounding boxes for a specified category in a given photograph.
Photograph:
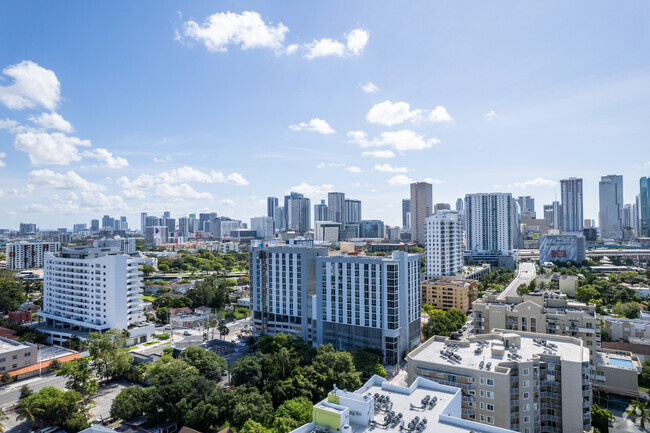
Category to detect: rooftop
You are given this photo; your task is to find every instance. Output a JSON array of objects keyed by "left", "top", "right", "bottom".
[
  {"left": 409, "top": 330, "right": 589, "bottom": 370},
  {"left": 596, "top": 350, "right": 641, "bottom": 371},
  {"left": 0, "top": 336, "right": 34, "bottom": 353}
]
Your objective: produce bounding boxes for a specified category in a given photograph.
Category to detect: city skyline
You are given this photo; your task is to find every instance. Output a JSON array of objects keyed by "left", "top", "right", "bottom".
[{"left": 2, "top": 2, "right": 650, "bottom": 229}]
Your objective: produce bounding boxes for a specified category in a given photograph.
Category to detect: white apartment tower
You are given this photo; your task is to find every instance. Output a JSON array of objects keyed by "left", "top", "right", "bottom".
[
  {"left": 6, "top": 241, "right": 61, "bottom": 270},
  {"left": 251, "top": 216, "right": 275, "bottom": 240},
  {"left": 410, "top": 182, "right": 433, "bottom": 246},
  {"left": 316, "top": 251, "right": 421, "bottom": 365},
  {"left": 39, "top": 247, "right": 152, "bottom": 346},
  {"left": 561, "top": 178, "right": 584, "bottom": 233},
  {"left": 425, "top": 210, "right": 463, "bottom": 276}
]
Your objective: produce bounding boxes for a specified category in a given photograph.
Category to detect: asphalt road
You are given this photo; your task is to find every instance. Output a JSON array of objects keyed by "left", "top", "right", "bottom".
[
  {"left": 497, "top": 262, "right": 537, "bottom": 300},
  {"left": 0, "top": 373, "right": 67, "bottom": 408}
]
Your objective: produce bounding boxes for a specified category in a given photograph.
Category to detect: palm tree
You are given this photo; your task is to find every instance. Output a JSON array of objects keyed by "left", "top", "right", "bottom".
[
  {"left": 0, "top": 414, "right": 8, "bottom": 433},
  {"left": 626, "top": 400, "right": 650, "bottom": 429}
]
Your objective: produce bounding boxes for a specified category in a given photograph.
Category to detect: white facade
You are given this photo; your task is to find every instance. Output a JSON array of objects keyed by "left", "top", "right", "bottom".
[
  {"left": 598, "top": 175, "right": 624, "bottom": 240},
  {"left": 94, "top": 237, "right": 136, "bottom": 255},
  {"left": 6, "top": 241, "right": 61, "bottom": 270},
  {"left": 561, "top": 177, "right": 584, "bottom": 233},
  {"left": 465, "top": 193, "right": 514, "bottom": 255},
  {"left": 316, "top": 251, "right": 421, "bottom": 365},
  {"left": 314, "top": 221, "right": 342, "bottom": 243},
  {"left": 425, "top": 210, "right": 463, "bottom": 276},
  {"left": 218, "top": 242, "right": 240, "bottom": 253},
  {"left": 410, "top": 182, "right": 433, "bottom": 246},
  {"left": 39, "top": 247, "right": 151, "bottom": 345},
  {"left": 251, "top": 216, "right": 275, "bottom": 240}
]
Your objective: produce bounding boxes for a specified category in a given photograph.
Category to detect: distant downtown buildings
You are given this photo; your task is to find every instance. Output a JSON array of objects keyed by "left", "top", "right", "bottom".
[{"left": 410, "top": 182, "right": 433, "bottom": 246}]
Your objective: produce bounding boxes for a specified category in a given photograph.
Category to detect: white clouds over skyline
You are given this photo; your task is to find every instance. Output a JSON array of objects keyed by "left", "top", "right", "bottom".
[
  {"left": 361, "top": 150, "right": 395, "bottom": 158},
  {"left": 289, "top": 118, "right": 335, "bottom": 134},
  {"left": 155, "top": 183, "right": 213, "bottom": 199},
  {"left": 14, "top": 131, "right": 91, "bottom": 165},
  {"left": 28, "top": 112, "right": 73, "bottom": 132},
  {"left": 0, "top": 61, "right": 61, "bottom": 111},
  {"left": 348, "top": 129, "right": 439, "bottom": 154},
  {"left": 29, "top": 169, "right": 106, "bottom": 191},
  {"left": 366, "top": 100, "right": 453, "bottom": 126},
  {"left": 513, "top": 177, "right": 556, "bottom": 188},
  {"left": 374, "top": 164, "right": 408, "bottom": 173},
  {"left": 362, "top": 82, "right": 379, "bottom": 93},
  {"left": 82, "top": 148, "right": 129, "bottom": 169},
  {"left": 286, "top": 182, "right": 333, "bottom": 196}
]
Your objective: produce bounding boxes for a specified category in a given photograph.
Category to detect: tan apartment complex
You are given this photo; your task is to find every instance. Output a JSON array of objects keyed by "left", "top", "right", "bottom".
[
  {"left": 471, "top": 292, "right": 600, "bottom": 363},
  {"left": 421, "top": 278, "right": 478, "bottom": 313},
  {"left": 407, "top": 330, "right": 592, "bottom": 433},
  {"left": 602, "top": 310, "right": 650, "bottom": 341}
]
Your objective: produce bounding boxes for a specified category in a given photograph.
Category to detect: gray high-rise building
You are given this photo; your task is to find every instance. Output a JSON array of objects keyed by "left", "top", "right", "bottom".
[
  {"left": 198, "top": 213, "right": 211, "bottom": 232},
  {"left": 561, "top": 177, "right": 583, "bottom": 233},
  {"left": 328, "top": 192, "right": 346, "bottom": 223},
  {"left": 120, "top": 216, "right": 127, "bottom": 231},
  {"left": 517, "top": 196, "right": 535, "bottom": 216},
  {"left": 164, "top": 218, "right": 176, "bottom": 237},
  {"left": 410, "top": 182, "right": 433, "bottom": 246},
  {"left": 345, "top": 199, "right": 362, "bottom": 223},
  {"left": 19, "top": 223, "right": 37, "bottom": 236},
  {"left": 598, "top": 175, "right": 623, "bottom": 240},
  {"left": 163, "top": 211, "right": 170, "bottom": 218},
  {"left": 275, "top": 206, "right": 286, "bottom": 232},
  {"left": 552, "top": 200, "right": 562, "bottom": 231},
  {"left": 314, "top": 200, "right": 329, "bottom": 222},
  {"left": 543, "top": 204, "right": 554, "bottom": 228},
  {"left": 434, "top": 203, "right": 451, "bottom": 213},
  {"left": 140, "top": 212, "right": 148, "bottom": 233},
  {"left": 102, "top": 215, "right": 114, "bottom": 230},
  {"left": 402, "top": 199, "right": 411, "bottom": 229},
  {"left": 90, "top": 219, "right": 99, "bottom": 232},
  {"left": 267, "top": 197, "right": 279, "bottom": 219},
  {"left": 455, "top": 198, "right": 463, "bottom": 211},
  {"left": 641, "top": 177, "right": 650, "bottom": 237},
  {"left": 285, "top": 192, "right": 311, "bottom": 235}
]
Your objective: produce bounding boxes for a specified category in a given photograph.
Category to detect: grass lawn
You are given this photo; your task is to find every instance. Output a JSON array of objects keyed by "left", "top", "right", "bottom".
[
  {"left": 140, "top": 295, "right": 157, "bottom": 302},
  {"left": 143, "top": 341, "right": 160, "bottom": 346}
]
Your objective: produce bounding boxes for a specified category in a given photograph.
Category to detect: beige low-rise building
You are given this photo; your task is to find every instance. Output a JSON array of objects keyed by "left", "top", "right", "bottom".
[
  {"left": 421, "top": 278, "right": 478, "bottom": 313},
  {"left": 0, "top": 337, "right": 37, "bottom": 374},
  {"left": 594, "top": 348, "right": 642, "bottom": 398},
  {"left": 471, "top": 292, "right": 600, "bottom": 364},
  {"left": 533, "top": 274, "right": 578, "bottom": 297},
  {"left": 407, "top": 330, "right": 592, "bottom": 433},
  {"left": 602, "top": 311, "right": 650, "bottom": 341}
]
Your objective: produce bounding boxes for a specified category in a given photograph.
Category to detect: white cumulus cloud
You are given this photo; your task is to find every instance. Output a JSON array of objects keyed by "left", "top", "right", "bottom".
[
  {"left": 346, "top": 29, "right": 369, "bottom": 55},
  {"left": 221, "top": 199, "right": 235, "bottom": 206},
  {"left": 362, "top": 82, "right": 379, "bottom": 93},
  {"left": 289, "top": 118, "right": 335, "bottom": 134},
  {"left": 513, "top": 178, "right": 556, "bottom": 188},
  {"left": 484, "top": 110, "right": 498, "bottom": 121},
  {"left": 286, "top": 182, "right": 333, "bottom": 196},
  {"left": 181, "top": 11, "right": 288, "bottom": 52},
  {"left": 14, "top": 131, "right": 91, "bottom": 165},
  {"left": 346, "top": 166, "right": 362, "bottom": 173},
  {"left": 304, "top": 28, "right": 369, "bottom": 59},
  {"left": 387, "top": 175, "right": 414, "bottom": 185},
  {"left": 29, "top": 169, "right": 105, "bottom": 191},
  {"left": 366, "top": 100, "right": 452, "bottom": 126},
  {"left": 374, "top": 164, "right": 408, "bottom": 173},
  {"left": 428, "top": 106, "right": 453, "bottom": 123},
  {"left": 28, "top": 112, "right": 73, "bottom": 132},
  {"left": 155, "top": 183, "right": 213, "bottom": 199},
  {"left": 361, "top": 150, "right": 395, "bottom": 159},
  {"left": 83, "top": 148, "right": 129, "bottom": 169},
  {"left": 0, "top": 61, "right": 61, "bottom": 111},
  {"left": 350, "top": 129, "right": 439, "bottom": 154},
  {"left": 422, "top": 177, "right": 445, "bottom": 185}
]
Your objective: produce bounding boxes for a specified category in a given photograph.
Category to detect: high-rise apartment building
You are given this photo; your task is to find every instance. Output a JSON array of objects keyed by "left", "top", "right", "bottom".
[
  {"left": 456, "top": 197, "right": 464, "bottom": 211},
  {"left": 598, "top": 175, "right": 623, "bottom": 240},
  {"left": 358, "top": 220, "right": 384, "bottom": 238},
  {"left": 73, "top": 223, "right": 87, "bottom": 234},
  {"left": 434, "top": 203, "right": 451, "bottom": 213},
  {"left": 316, "top": 251, "right": 421, "bottom": 365},
  {"left": 345, "top": 199, "right": 362, "bottom": 223},
  {"left": 94, "top": 237, "right": 136, "bottom": 255},
  {"left": 164, "top": 218, "right": 176, "bottom": 237},
  {"left": 314, "top": 200, "right": 329, "bottom": 222},
  {"left": 284, "top": 192, "right": 311, "bottom": 235},
  {"left": 39, "top": 247, "right": 152, "bottom": 346},
  {"left": 6, "top": 241, "right": 61, "bottom": 270},
  {"left": 410, "top": 182, "right": 433, "bottom": 246},
  {"left": 402, "top": 199, "right": 411, "bottom": 229},
  {"left": 178, "top": 217, "right": 190, "bottom": 239},
  {"left": 407, "top": 330, "right": 592, "bottom": 433},
  {"left": 251, "top": 216, "right": 274, "bottom": 240},
  {"left": 560, "top": 178, "right": 583, "bottom": 233},
  {"left": 464, "top": 193, "right": 515, "bottom": 267},
  {"left": 640, "top": 177, "right": 650, "bottom": 236},
  {"left": 90, "top": 219, "right": 99, "bottom": 232},
  {"left": 249, "top": 245, "right": 329, "bottom": 342},
  {"left": 328, "top": 192, "right": 346, "bottom": 223},
  {"left": 425, "top": 210, "right": 463, "bottom": 276},
  {"left": 543, "top": 205, "right": 553, "bottom": 228},
  {"left": 267, "top": 197, "right": 279, "bottom": 219},
  {"left": 19, "top": 223, "right": 37, "bottom": 236},
  {"left": 517, "top": 196, "right": 535, "bottom": 217},
  {"left": 140, "top": 212, "right": 147, "bottom": 233},
  {"left": 145, "top": 226, "right": 168, "bottom": 246}
]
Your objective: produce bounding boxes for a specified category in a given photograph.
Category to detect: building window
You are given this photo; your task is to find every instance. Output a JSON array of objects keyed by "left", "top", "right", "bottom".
[
  {"left": 523, "top": 368, "right": 529, "bottom": 376},
  {"left": 523, "top": 380, "right": 530, "bottom": 387},
  {"left": 524, "top": 416, "right": 530, "bottom": 423},
  {"left": 523, "top": 392, "right": 530, "bottom": 399},
  {"left": 523, "top": 404, "right": 530, "bottom": 411},
  {"left": 480, "top": 402, "right": 485, "bottom": 410},
  {"left": 479, "top": 377, "right": 484, "bottom": 385},
  {"left": 486, "top": 416, "right": 494, "bottom": 425},
  {"left": 480, "top": 415, "right": 485, "bottom": 422},
  {"left": 487, "top": 404, "right": 494, "bottom": 412},
  {"left": 486, "top": 378, "right": 494, "bottom": 386},
  {"left": 486, "top": 391, "right": 494, "bottom": 399}
]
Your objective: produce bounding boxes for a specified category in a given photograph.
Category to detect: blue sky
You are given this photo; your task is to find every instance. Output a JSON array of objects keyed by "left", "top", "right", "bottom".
[{"left": 1, "top": 1, "right": 650, "bottom": 230}]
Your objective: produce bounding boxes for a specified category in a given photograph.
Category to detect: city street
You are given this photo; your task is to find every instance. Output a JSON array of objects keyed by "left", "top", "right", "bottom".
[
  {"left": 0, "top": 373, "right": 66, "bottom": 409},
  {"left": 497, "top": 262, "right": 536, "bottom": 300}
]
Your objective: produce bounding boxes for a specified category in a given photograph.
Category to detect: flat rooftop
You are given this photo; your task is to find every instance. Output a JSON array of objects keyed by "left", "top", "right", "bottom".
[
  {"left": 410, "top": 331, "right": 588, "bottom": 370},
  {"left": 597, "top": 351, "right": 641, "bottom": 371},
  {"left": 0, "top": 336, "right": 33, "bottom": 353}
]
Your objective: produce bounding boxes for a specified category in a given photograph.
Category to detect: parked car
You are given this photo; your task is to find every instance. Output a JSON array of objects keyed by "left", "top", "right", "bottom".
[
  {"left": 164, "top": 324, "right": 171, "bottom": 330},
  {"left": 183, "top": 330, "right": 191, "bottom": 336}
]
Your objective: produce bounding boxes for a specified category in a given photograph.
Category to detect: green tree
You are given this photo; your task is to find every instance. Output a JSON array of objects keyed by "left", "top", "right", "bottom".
[
  {"left": 591, "top": 404, "right": 614, "bottom": 433},
  {"left": 17, "top": 387, "right": 88, "bottom": 432},
  {"left": 351, "top": 348, "right": 387, "bottom": 378},
  {"left": 240, "top": 419, "right": 266, "bottom": 433},
  {"left": 308, "top": 344, "right": 362, "bottom": 400},
  {"left": 0, "top": 413, "right": 7, "bottom": 433},
  {"left": 640, "top": 358, "right": 650, "bottom": 388},
  {"left": 0, "top": 372, "right": 13, "bottom": 385},
  {"left": 55, "top": 358, "right": 99, "bottom": 400},
  {"left": 218, "top": 319, "right": 229, "bottom": 340},
  {"left": 19, "top": 385, "right": 33, "bottom": 400},
  {"left": 156, "top": 307, "right": 170, "bottom": 324},
  {"left": 576, "top": 285, "right": 600, "bottom": 304},
  {"left": 274, "top": 397, "right": 313, "bottom": 432},
  {"left": 86, "top": 329, "right": 134, "bottom": 381},
  {"left": 180, "top": 346, "right": 227, "bottom": 379},
  {"left": 141, "top": 264, "right": 156, "bottom": 276},
  {"left": 613, "top": 302, "right": 641, "bottom": 319},
  {"left": 517, "top": 283, "right": 530, "bottom": 296},
  {"left": 110, "top": 386, "right": 147, "bottom": 421},
  {"left": 626, "top": 400, "right": 650, "bottom": 429},
  {"left": 158, "top": 263, "right": 170, "bottom": 272},
  {"left": 0, "top": 271, "right": 26, "bottom": 313},
  {"left": 231, "top": 355, "right": 264, "bottom": 388},
  {"left": 230, "top": 387, "right": 274, "bottom": 429}
]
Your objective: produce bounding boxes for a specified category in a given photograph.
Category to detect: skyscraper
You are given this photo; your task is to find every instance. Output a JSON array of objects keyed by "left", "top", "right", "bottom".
[
  {"left": 410, "top": 182, "right": 433, "bottom": 246},
  {"left": 464, "top": 193, "right": 515, "bottom": 267},
  {"left": 425, "top": 210, "right": 463, "bottom": 276},
  {"left": 543, "top": 204, "right": 554, "bottom": 228},
  {"left": 285, "top": 192, "right": 311, "bottom": 235},
  {"left": 345, "top": 199, "right": 362, "bottom": 223},
  {"left": 251, "top": 216, "right": 274, "bottom": 240},
  {"left": 552, "top": 200, "right": 562, "bottom": 230},
  {"left": 328, "top": 192, "right": 346, "bottom": 223},
  {"left": 560, "top": 177, "right": 583, "bottom": 233},
  {"left": 402, "top": 199, "right": 411, "bottom": 229},
  {"left": 267, "top": 197, "right": 279, "bottom": 219},
  {"left": 455, "top": 198, "right": 463, "bottom": 211},
  {"left": 434, "top": 203, "right": 450, "bottom": 213},
  {"left": 314, "top": 199, "right": 329, "bottom": 222},
  {"left": 517, "top": 196, "right": 535, "bottom": 216},
  {"left": 598, "top": 175, "right": 623, "bottom": 240},
  {"left": 140, "top": 212, "right": 147, "bottom": 233},
  {"left": 641, "top": 177, "right": 650, "bottom": 237}
]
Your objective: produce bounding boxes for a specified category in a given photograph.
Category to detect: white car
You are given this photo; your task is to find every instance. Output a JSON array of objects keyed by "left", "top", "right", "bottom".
[
  {"left": 183, "top": 331, "right": 191, "bottom": 336},
  {"left": 164, "top": 325, "right": 171, "bottom": 330}
]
